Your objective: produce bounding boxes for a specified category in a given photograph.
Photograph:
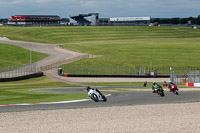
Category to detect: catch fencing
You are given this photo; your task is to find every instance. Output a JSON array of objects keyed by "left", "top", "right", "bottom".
[
  {"left": 170, "top": 69, "right": 200, "bottom": 85},
  {"left": 187, "top": 70, "right": 200, "bottom": 83},
  {"left": 0, "top": 54, "right": 90, "bottom": 79},
  {"left": 0, "top": 63, "right": 38, "bottom": 78},
  {"left": 61, "top": 65, "right": 200, "bottom": 76},
  {"left": 60, "top": 66, "right": 170, "bottom": 76}
]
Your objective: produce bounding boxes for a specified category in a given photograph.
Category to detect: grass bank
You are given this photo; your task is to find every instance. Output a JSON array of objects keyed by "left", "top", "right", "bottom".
[
  {"left": 0, "top": 26, "right": 199, "bottom": 43},
  {"left": 1, "top": 26, "right": 200, "bottom": 73},
  {"left": 0, "top": 76, "right": 88, "bottom": 104},
  {"left": 0, "top": 43, "right": 48, "bottom": 68}
]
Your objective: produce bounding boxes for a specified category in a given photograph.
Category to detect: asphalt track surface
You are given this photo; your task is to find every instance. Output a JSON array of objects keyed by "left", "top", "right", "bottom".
[{"left": 1, "top": 87, "right": 200, "bottom": 112}]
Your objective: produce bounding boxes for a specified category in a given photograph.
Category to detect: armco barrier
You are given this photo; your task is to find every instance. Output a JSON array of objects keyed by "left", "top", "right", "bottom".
[
  {"left": 0, "top": 54, "right": 90, "bottom": 82},
  {"left": 0, "top": 72, "right": 43, "bottom": 82}
]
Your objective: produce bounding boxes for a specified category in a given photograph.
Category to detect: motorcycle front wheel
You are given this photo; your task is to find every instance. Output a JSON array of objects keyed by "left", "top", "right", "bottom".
[
  {"left": 102, "top": 95, "right": 107, "bottom": 102},
  {"left": 159, "top": 91, "right": 165, "bottom": 97},
  {"left": 174, "top": 90, "right": 179, "bottom": 95}
]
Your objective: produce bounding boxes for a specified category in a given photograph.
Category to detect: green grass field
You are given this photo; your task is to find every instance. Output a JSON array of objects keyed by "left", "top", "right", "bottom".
[
  {"left": 0, "top": 76, "right": 88, "bottom": 104},
  {"left": 1, "top": 26, "right": 200, "bottom": 74},
  {"left": 0, "top": 27, "right": 199, "bottom": 67},
  {"left": 0, "top": 26, "right": 199, "bottom": 43},
  {"left": 0, "top": 43, "right": 48, "bottom": 68},
  {"left": 84, "top": 82, "right": 155, "bottom": 87}
]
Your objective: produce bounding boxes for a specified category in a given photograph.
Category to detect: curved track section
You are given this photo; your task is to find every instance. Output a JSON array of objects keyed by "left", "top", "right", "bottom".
[{"left": 1, "top": 87, "right": 200, "bottom": 112}]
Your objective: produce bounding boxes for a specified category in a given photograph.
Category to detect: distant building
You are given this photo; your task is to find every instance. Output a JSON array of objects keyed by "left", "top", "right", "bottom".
[
  {"left": 6, "top": 14, "right": 151, "bottom": 26},
  {"left": 8, "top": 15, "right": 62, "bottom": 25},
  {"left": 70, "top": 13, "right": 99, "bottom": 26},
  {"left": 98, "top": 17, "right": 151, "bottom": 26},
  {"left": 70, "top": 13, "right": 151, "bottom": 26},
  {"left": 108, "top": 17, "right": 151, "bottom": 26}
]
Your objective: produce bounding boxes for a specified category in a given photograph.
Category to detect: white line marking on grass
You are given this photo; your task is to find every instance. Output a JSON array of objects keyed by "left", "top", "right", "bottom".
[
  {"left": 0, "top": 94, "right": 112, "bottom": 107},
  {"left": 0, "top": 99, "right": 90, "bottom": 107}
]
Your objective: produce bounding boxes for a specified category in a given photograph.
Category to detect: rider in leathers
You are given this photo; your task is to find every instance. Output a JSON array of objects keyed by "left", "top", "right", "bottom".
[{"left": 152, "top": 81, "right": 159, "bottom": 93}]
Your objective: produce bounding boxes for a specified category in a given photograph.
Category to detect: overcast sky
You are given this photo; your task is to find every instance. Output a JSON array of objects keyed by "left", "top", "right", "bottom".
[{"left": 0, "top": 0, "right": 199, "bottom": 18}]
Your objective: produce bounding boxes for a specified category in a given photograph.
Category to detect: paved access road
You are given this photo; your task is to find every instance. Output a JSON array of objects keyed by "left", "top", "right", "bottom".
[
  {"left": 1, "top": 87, "right": 200, "bottom": 112},
  {"left": 0, "top": 39, "right": 86, "bottom": 68}
]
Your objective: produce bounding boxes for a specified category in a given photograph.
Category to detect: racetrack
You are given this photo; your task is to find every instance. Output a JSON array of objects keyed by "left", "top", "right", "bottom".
[
  {"left": 1, "top": 87, "right": 200, "bottom": 112},
  {"left": 1, "top": 39, "right": 200, "bottom": 132},
  {"left": 1, "top": 39, "right": 200, "bottom": 113}
]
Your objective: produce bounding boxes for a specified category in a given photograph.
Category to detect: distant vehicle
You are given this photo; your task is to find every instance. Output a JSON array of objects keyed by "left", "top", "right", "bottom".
[{"left": 86, "top": 86, "right": 107, "bottom": 102}]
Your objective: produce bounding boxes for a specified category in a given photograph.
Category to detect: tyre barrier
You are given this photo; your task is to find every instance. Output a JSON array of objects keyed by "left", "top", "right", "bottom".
[
  {"left": 185, "top": 83, "right": 200, "bottom": 87},
  {"left": 0, "top": 72, "right": 43, "bottom": 82}
]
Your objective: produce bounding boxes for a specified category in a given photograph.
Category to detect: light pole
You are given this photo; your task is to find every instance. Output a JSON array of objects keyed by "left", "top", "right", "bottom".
[
  {"left": 30, "top": 44, "right": 32, "bottom": 64},
  {"left": 30, "top": 50, "right": 32, "bottom": 64}
]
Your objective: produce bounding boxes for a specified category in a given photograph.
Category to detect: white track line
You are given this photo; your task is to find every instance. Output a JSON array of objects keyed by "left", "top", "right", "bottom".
[
  {"left": 0, "top": 99, "right": 90, "bottom": 107},
  {"left": 0, "top": 94, "right": 111, "bottom": 107}
]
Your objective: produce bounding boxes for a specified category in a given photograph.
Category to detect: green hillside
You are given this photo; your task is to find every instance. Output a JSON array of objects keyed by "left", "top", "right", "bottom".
[
  {"left": 0, "top": 26, "right": 200, "bottom": 72},
  {"left": 0, "top": 43, "right": 48, "bottom": 68},
  {"left": 0, "top": 26, "right": 199, "bottom": 43}
]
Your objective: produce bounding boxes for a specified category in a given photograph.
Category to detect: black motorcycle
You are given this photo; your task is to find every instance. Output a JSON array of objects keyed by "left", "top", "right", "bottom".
[
  {"left": 156, "top": 86, "right": 165, "bottom": 97},
  {"left": 152, "top": 83, "right": 165, "bottom": 97}
]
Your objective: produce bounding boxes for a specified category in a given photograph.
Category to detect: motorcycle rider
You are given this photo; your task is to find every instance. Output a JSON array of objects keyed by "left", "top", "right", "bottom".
[
  {"left": 168, "top": 82, "right": 177, "bottom": 92},
  {"left": 86, "top": 86, "right": 107, "bottom": 102},
  {"left": 86, "top": 86, "right": 92, "bottom": 92},
  {"left": 87, "top": 86, "right": 102, "bottom": 95},
  {"left": 152, "top": 81, "right": 159, "bottom": 93}
]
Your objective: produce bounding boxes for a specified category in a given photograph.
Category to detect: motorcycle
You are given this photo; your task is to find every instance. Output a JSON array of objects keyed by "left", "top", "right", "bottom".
[
  {"left": 152, "top": 83, "right": 165, "bottom": 97},
  {"left": 155, "top": 86, "right": 165, "bottom": 97},
  {"left": 168, "top": 83, "right": 179, "bottom": 95},
  {"left": 86, "top": 86, "right": 107, "bottom": 102}
]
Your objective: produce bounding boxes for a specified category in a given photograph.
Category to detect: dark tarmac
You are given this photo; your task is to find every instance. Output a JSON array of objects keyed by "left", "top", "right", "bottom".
[{"left": 1, "top": 87, "right": 200, "bottom": 112}]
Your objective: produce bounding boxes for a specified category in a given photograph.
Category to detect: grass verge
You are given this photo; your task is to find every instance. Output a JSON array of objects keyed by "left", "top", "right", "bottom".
[
  {"left": 0, "top": 76, "right": 88, "bottom": 104},
  {"left": 1, "top": 26, "right": 200, "bottom": 73},
  {"left": 0, "top": 43, "right": 48, "bottom": 68},
  {"left": 83, "top": 82, "right": 163, "bottom": 87}
]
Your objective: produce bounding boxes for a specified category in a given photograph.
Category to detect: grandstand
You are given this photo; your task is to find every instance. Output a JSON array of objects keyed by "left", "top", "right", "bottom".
[
  {"left": 70, "top": 13, "right": 99, "bottom": 26},
  {"left": 6, "top": 13, "right": 151, "bottom": 26},
  {"left": 8, "top": 15, "right": 62, "bottom": 26}
]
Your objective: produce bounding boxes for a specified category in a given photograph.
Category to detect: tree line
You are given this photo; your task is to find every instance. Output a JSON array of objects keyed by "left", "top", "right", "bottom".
[{"left": 151, "top": 16, "right": 200, "bottom": 25}]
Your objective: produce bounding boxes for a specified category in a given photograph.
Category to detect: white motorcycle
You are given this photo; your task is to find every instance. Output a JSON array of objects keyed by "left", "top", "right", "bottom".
[{"left": 86, "top": 86, "right": 107, "bottom": 102}]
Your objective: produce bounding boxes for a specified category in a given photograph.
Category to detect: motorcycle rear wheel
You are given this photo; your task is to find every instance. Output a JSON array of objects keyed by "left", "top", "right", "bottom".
[{"left": 91, "top": 94, "right": 99, "bottom": 102}]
